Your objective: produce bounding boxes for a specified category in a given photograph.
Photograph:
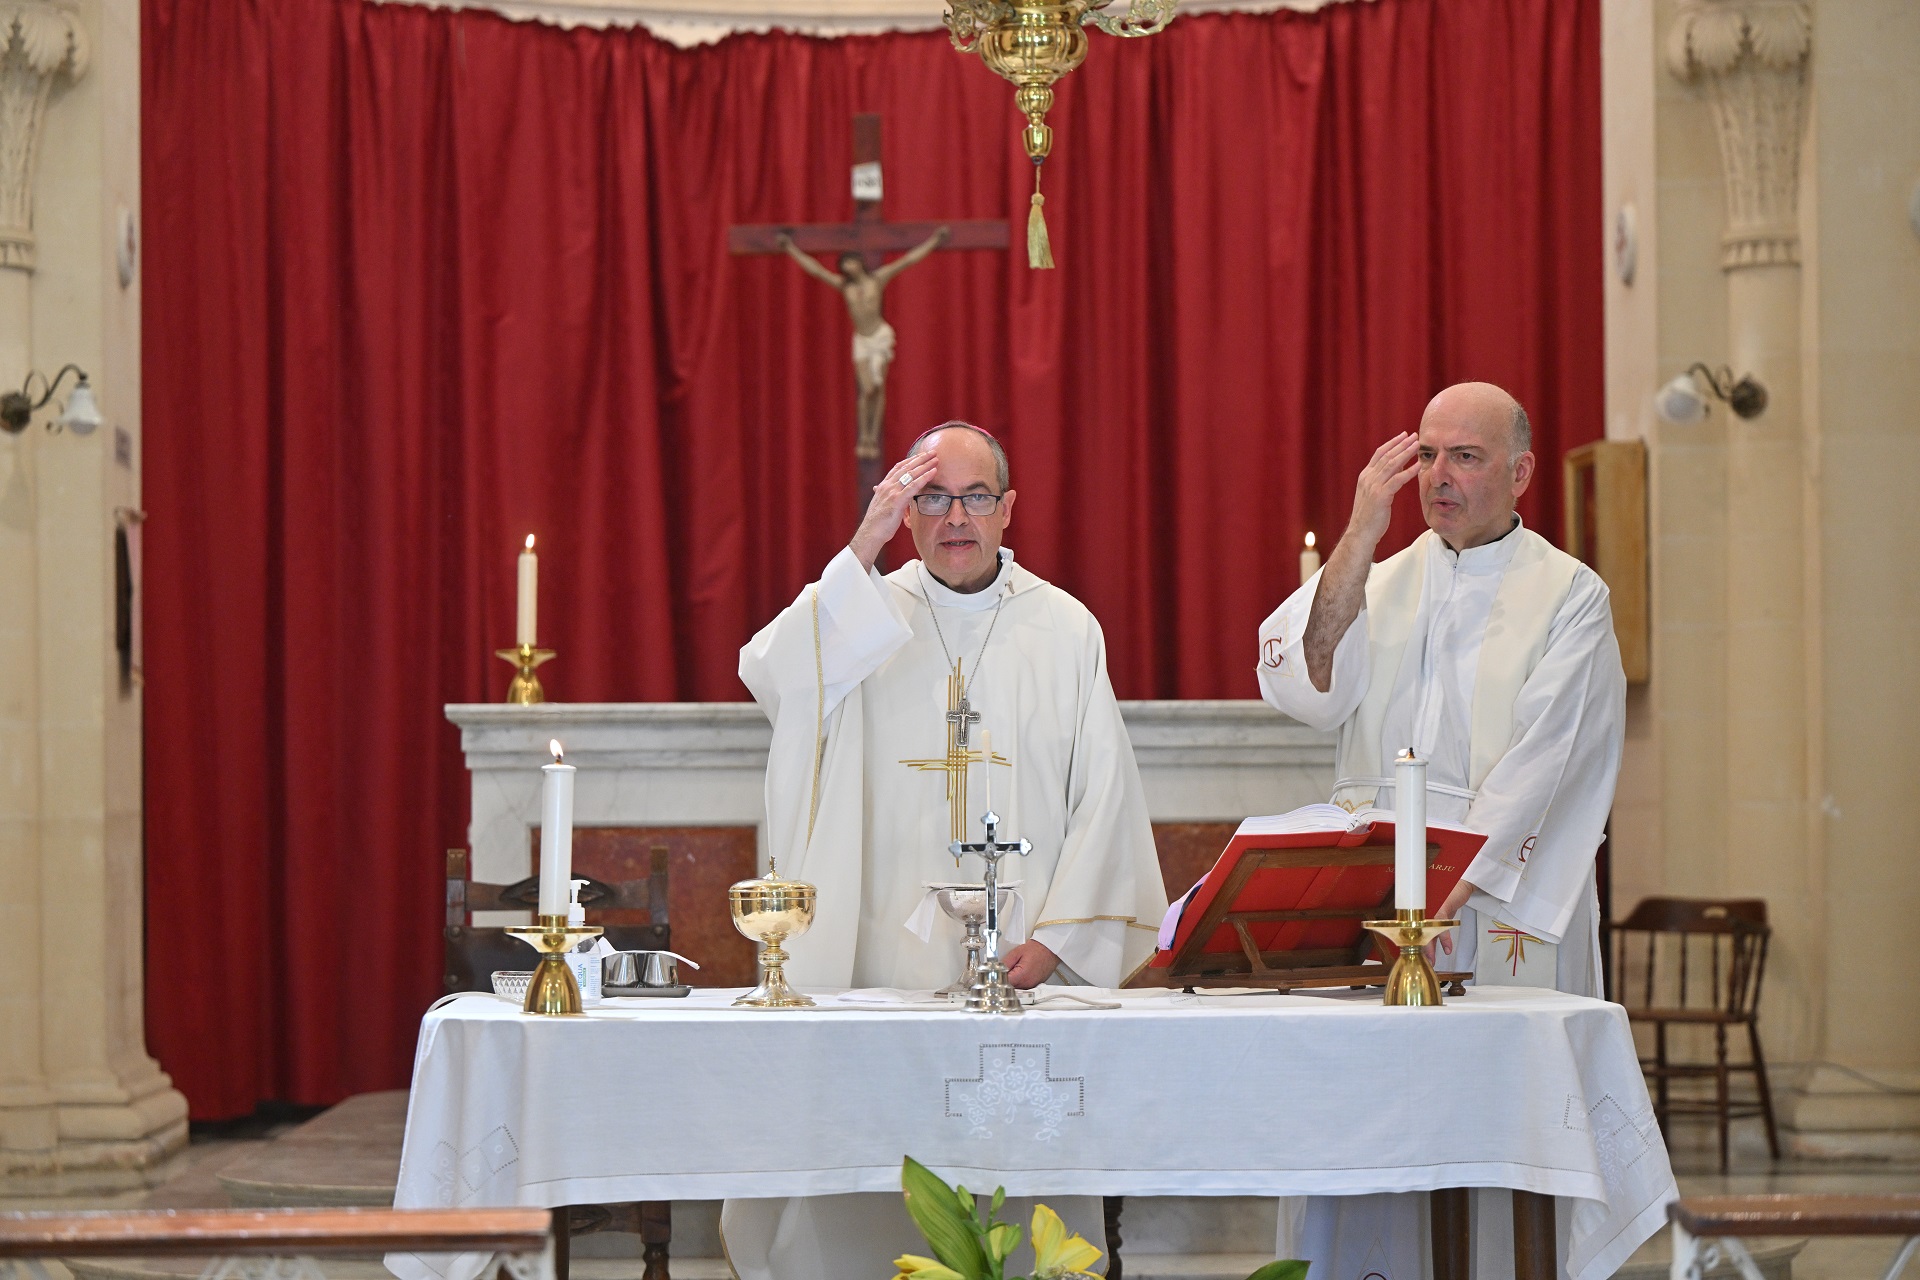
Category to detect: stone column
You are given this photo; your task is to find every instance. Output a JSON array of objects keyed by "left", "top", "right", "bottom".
[
  {"left": 1667, "top": 0, "right": 1821, "bottom": 1055},
  {"left": 0, "top": 0, "right": 188, "bottom": 1189}
]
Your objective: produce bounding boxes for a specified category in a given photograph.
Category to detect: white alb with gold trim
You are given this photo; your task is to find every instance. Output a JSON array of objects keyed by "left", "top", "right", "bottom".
[{"left": 739, "top": 543, "right": 1168, "bottom": 993}]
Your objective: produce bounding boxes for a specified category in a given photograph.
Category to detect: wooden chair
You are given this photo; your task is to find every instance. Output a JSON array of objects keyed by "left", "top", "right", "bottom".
[
  {"left": 1607, "top": 897, "right": 1780, "bottom": 1172},
  {"left": 444, "top": 848, "right": 674, "bottom": 1280},
  {"left": 444, "top": 847, "right": 670, "bottom": 992}
]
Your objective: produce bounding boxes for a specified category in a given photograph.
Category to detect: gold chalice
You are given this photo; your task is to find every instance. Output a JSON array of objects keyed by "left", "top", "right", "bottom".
[{"left": 728, "top": 858, "right": 817, "bottom": 1008}]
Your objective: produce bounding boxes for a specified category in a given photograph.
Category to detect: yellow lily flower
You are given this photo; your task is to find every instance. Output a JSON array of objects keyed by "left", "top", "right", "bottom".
[
  {"left": 892, "top": 1254, "right": 967, "bottom": 1280},
  {"left": 1030, "top": 1205, "right": 1103, "bottom": 1279}
]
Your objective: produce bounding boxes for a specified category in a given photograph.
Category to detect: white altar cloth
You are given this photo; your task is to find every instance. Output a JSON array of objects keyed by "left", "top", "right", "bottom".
[{"left": 387, "top": 986, "right": 1674, "bottom": 1280}]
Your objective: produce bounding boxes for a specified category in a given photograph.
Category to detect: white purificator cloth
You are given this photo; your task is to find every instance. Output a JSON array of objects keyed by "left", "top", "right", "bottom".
[{"left": 385, "top": 985, "right": 1674, "bottom": 1280}]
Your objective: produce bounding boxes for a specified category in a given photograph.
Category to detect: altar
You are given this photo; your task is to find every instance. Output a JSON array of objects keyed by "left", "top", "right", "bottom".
[
  {"left": 387, "top": 986, "right": 1675, "bottom": 1280},
  {"left": 444, "top": 699, "right": 1335, "bottom": 887}
]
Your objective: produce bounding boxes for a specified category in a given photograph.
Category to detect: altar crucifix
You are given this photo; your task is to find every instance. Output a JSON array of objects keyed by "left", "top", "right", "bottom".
[
  {"left": 901, "top": 659, "right": 1009, "bottom": 845},
  {"left": 729, "top": 114, "right": 1009, "bottom": 498}
]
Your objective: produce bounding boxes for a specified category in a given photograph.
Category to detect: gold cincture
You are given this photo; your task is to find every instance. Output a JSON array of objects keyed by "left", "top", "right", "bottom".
[
  {"left": 901, "top": 659, "right": 1010, "bottom": 845},
  {"left": 944, "top": 0, "right": 1176, "bottom": 267},
  {"left": 495, "top": 642, "right": 557, "bottom": 704},
  {"left": 504, "top": 913, "right": 604, "bottom": 1016},
  {"left": 729, "top": 858, "right": 818, "bottom": 1008},
  {"left": 1361, "top": 908, "right": 1461, "bottom": 1007}
]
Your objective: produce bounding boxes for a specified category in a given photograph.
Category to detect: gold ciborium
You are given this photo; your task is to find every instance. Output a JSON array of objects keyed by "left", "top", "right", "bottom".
[
  {"left": 728, "top": 858, "right": 817, "bottom": 1008},
  {"left": 1361, "top": 909, "right": 1461, "bottom": 1007}
]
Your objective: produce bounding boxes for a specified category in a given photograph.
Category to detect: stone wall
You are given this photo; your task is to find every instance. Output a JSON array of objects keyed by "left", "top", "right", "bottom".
[{"left": 1603, "top": 0, "right": 1920, "bottom": 1157}]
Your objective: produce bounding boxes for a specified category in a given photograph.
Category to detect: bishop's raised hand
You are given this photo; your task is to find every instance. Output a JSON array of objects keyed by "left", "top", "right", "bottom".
[{"left": 849, "top": 452, "right": 940, "bottom": 571}]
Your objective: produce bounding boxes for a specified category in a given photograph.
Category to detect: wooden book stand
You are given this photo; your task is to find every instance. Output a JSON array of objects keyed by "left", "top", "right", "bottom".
[{"left": 1126, "top": 833, "right": 1473, "bottom": 993}]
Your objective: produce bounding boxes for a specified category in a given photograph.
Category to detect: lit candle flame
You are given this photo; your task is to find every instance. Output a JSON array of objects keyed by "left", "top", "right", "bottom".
[
  {"left": 549, "top": 739, "right": 565, "bottom": 764},
  {"left": 1305, "top": 530, "right": 1316, "bottom": 549},
  {"left": 525, "top": 534, "right": 535, "bottom": 551}
]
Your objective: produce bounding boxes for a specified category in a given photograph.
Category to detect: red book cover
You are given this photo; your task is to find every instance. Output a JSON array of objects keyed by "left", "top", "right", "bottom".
[{"left": 1150, "top": 805, "right": 1488, "bottom": 969}]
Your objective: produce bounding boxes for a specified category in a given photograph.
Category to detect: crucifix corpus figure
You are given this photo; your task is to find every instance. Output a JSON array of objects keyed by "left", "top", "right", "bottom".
[
  {"left": 729, "top": 113, "right": 1009, "bottom": 508},
  {"left": 774, "top": 225, "right": 950, "bottom": 470}
]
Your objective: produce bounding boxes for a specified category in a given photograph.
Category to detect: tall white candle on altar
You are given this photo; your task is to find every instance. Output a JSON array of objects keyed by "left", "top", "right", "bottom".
[
  {"left": 537, "top": 738, "right": 575, "bottom": 917},
  {"left": 981, "top": 729, "right": 994, "bottom": 820},
  {"left": 517, "top": 535, "right": 538, "bottom": 647},
  {"left": 1394, "top": 747, "right": 1427, "bottom": 911},
  {"left": 1300, "top": 531, "right": 1321, "bottom": 585}
]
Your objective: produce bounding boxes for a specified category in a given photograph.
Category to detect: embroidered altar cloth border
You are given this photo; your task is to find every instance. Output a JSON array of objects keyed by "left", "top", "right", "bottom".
[{"left": 386, "top": 986, "right": 1675, "bottom": 1280}]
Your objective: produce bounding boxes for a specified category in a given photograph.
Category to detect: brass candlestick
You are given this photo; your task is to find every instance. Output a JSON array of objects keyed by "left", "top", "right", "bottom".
[
  {"left": 728, "top": 859, "right": 817, "bottom": 1008},
  {"left": 495, "top": 643, "right": 556, "bottom": 704},
  {"left": 505, "top": 913, "right": 604, "bottom": 1015},
  {"left": 1362, "top": 909, "right": 1460, "bottom": 1007}
]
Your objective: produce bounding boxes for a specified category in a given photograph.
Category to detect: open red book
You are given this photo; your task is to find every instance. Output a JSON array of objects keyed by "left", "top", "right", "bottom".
[{"left": 1134, "top": 804, "right": 1487, "bottom": 987}]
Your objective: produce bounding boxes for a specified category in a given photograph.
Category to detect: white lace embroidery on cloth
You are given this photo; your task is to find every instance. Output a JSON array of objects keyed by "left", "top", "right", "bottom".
[
  {"left": 430, "top": 1125, "right": 521, "bottom": 1205},
  {"left": 946, "top": 1043, "right": 1085, "bottom": 1142}
]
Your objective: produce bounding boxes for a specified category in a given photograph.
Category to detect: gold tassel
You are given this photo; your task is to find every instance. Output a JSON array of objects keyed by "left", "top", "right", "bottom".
[{"left": 1027, "top": 167, "right": 1055, "bottom": 270}]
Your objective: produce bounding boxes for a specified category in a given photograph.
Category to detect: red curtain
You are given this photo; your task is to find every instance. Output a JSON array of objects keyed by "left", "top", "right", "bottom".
[{"left": 143, "top": 0, "right": 1600, "bottom": 1117}]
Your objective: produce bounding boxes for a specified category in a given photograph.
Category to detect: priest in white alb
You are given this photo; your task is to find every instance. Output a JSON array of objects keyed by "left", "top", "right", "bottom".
[
  {"left": 1257, "top": 381, "right": 1626, "bottom": 1280},
  {"left": 724, "top": 420, "right": 1168, "bottom": 1280}
]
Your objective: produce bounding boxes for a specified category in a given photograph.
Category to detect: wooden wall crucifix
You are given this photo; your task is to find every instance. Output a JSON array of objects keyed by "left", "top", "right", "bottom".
[{"left": 730, "top": 114, "right": 1009, "bottom": 501}]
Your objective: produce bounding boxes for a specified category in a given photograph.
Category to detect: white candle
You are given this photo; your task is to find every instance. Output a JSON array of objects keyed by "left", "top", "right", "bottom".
[
  {"left": 517, "top": 535, "right": 538, "bottom": 646},
  {"left": 981, "top": 728, "right": 993, "bottom": 820},
  {"left": 1300, "top": 531, "right": 1321, "bottom": 586},
  {"left": 537, "top": 738, "right": 575, "bottom": 917},
  {"left": 1394, "top": 747, "right": 1427, "bottom": 911}
]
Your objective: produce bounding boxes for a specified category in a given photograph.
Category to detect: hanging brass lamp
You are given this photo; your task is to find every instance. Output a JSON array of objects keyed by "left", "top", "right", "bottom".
[{"left": 945, "top": 0, "right": 1176, "bottom": 268}]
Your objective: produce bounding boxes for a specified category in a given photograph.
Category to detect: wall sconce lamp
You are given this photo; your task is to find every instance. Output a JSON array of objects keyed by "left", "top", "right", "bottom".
[
  {"left": 1655, "top": 363, "right": 1768, "bottom": 425},
  {"left": 1, "top": 364, "right": 103, "bottom": 436}
]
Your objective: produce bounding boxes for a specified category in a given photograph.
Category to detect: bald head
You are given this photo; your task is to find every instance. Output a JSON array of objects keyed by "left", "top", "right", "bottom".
[
  {"left": 1424, "top": 382, "right": 1530, "bottom": 456},
  {"left": 1415, "top": 382, "right": 1537, "bottom": 550}
]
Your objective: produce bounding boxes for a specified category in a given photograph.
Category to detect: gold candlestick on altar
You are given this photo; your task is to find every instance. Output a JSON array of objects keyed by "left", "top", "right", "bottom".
[
  {"left": 1362, "top": 908, "right": 1460, "bottom": 1007},
  {"left": 495, "top": 643, "right": 557, "bottom": 704},
  {"left": 505, "top": 913, "right": 604, "bottom": 1016}
]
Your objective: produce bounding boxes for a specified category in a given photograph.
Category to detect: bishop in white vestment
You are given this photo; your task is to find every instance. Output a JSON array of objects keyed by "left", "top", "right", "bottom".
[
  {"left": 1258, "top": 383, "right": 1626, "bottom": 1280},
  {"left": 724, "top": 421, "right": 1168, "bottom": 1280}
]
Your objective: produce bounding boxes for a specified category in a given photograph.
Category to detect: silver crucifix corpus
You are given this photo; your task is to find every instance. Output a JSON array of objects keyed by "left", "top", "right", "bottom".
[
  {"left": 948, "top": 809, "right": 1033, "bottom": 1014},
  {"left": 946, "top": 694, "right": 980, "bottom": 748}
]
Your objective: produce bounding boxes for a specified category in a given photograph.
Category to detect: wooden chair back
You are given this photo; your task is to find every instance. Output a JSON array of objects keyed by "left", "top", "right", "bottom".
[
  {"left": 1607, "top": 896, "right": 1771, "bottom": 1018},
  {"left": 444, "top": 847, "right": 671, "bottom": 994}
]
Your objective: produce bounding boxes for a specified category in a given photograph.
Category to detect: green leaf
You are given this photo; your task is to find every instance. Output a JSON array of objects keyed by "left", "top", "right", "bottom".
[
  {"left": 1242, "top": 1261, "right": 1311, "bottom": 1280},
  {"left": 902, "top": 1158, "right": 990, "bottom": 1280}
]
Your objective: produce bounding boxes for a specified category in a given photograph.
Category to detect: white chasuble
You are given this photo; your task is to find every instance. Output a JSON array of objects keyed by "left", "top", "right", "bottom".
[
  {"left": 724, "top": 546, "right": 1167, "bottom": 1280},
  {"left": 1258, "top": 521, "right": 1625, "bottom": 1280}
]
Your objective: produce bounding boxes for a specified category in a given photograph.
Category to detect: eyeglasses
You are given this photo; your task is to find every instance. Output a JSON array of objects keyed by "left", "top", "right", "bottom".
[{"left": 912, "top": 492, "right": 1005, "bottom": 517}]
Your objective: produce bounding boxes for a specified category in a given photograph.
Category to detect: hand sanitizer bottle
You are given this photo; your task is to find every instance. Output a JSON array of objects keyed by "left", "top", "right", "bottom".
[{"left": 566, "top": 879, "right": 602, "bottom": 1007}]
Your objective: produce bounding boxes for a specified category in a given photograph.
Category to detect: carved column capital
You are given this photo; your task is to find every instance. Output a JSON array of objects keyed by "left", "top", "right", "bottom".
[
  {"left": 1667, "top": 0, "right": 1811, "bottom": 270},
  {"left": 0, "top": 0, "right": 88, "bottom": 272}
]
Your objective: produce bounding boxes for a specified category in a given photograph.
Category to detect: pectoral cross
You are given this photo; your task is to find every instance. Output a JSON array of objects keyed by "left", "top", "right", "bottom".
[{"left": 902, "top": 659, "right": 1008, "bottom": 843}]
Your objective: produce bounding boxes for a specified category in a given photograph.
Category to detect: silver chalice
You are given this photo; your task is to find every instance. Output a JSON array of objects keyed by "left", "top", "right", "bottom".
[{"left": 927, "top": 880, "right": 1023, "bottom": 998}]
